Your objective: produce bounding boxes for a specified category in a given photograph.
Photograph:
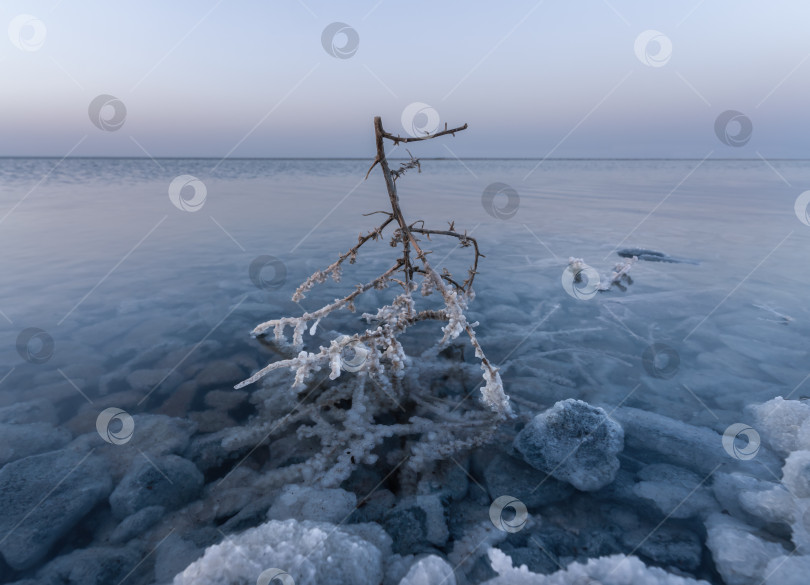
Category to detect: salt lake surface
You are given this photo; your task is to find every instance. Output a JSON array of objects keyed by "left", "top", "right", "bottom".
[{"left": 1, "top": 158, "right": 809, "bottom": 584}]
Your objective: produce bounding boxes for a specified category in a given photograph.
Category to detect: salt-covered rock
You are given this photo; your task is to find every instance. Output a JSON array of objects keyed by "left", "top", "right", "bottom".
[
  {"left": 632, "top": 464, "right": 717, "bottom": 519},
  {"left": 749, "top": 396, "right": 810, "bottom": 455},
  {"left": 172, "top": 519, "right": 387, "bottom": 585},
  {"left": 764, "top": 554, "right": 810, "bottom": 585},
  {"left": 782, "top": 449, "right": 810, "bottom": 498},
  {"left": 482, "top": 548, "right": 710, "bottom": 584},
  {"left": 497, "top": 540, "right": 560, "bottom": 575},
  {"left": 267, "top": 484, "right": 356, "bottom": 524},
  {"left": 513, "top": 399, "right": 624, "bottom": 491},
  {"left": 738, "top": 482, "right": 795, "bottom": 526},
  {"left": 483, "top": 453, "right": 573, "bottom": 509},
  {"left": 0, "top": 449, "right": 113, "bottom": 570},
  {"left": 780, "top": 450, "right": 810, "bottom": 553},
  {"left": 398, "top": 554, "right": 456, "bottom": 585},
  {"left": 343, "top": 521, "right": 394, "bottom": 558},
  {"left": 712, "top": 472, "right": 788, "bottom": 525},
  {"left": 0, "top": 422, "right": 72, "bottom": 466},
  {"left": 385, "top": 554, "right": 417, "bottom": 585},
  {"left": 109, "top": 454, "right": 203, "bottom": 520},
  {"left": 705, "top": 513, "right": 789, "bottom": 585}
]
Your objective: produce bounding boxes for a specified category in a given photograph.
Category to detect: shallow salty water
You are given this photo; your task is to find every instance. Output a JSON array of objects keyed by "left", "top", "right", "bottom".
[
  {"left": 1, "top": 157, "right": 810, "bottom": 582},
  {"left": 2, "top": 158, "right": 808, "bottom": 418}
]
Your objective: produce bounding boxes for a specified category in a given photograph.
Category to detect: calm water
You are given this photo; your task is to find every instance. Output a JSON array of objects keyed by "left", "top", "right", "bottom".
[{"left": 1, "top": 158, "right": 809, "bottom": 432}]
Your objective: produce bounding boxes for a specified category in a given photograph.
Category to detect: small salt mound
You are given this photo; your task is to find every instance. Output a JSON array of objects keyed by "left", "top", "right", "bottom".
[
  {"left": 172, "top": 518, "right": 388, "bottom": 585},
  {"left": 482, "top": 548, "right": 710, "bottom": 585},
  {"left": 764, "top": 554, "right": 810, "bottom": 585},
  {"left": 749, "top": 396, "right": 810, "bottom": 455},
  {"left": 397, "top": 555, "right": 456, "bottom": 585},
  {"left": 705, "top": 513, "right": 788, "bottom": 585}
]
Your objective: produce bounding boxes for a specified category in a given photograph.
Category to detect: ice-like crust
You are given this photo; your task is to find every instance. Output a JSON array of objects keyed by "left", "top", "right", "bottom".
[{"left": 482, "top": 548, "right": 710, "bottom": 585}]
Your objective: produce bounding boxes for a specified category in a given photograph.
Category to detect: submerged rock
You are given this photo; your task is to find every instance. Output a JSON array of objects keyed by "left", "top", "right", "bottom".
[
  {"left": 267, "top": 484, "right": 356, "bottom": 524},
  {"left": 0, "top": 449, "right": 113, "bottom": 570},
  {"left": 513, "top": 399, "right": 624, "bottom": 491},
  {"left": 0, "top": 422, "right": 72, "bottom": 466},
  {"left": 154, "top": 533, "right": 205, "bottom": 585},
  {"left": 110, "top": 505, "right": 165, "bottom": 544},
  {"left": 109, "top": 454, "right": 203, "bottom": 520},
  {"left": 194, "top": 360, "right": 244, "bottom": 387},
  {"left": 417, "top": 458, "right": 470, "bottom": 501},
  {"left": 384, "top": 495, "right": 449, "bottom": 555},
  {"left": 611, "top": 407, "right": 725, "bottom": 476},
  {"left": 126, "top": 368, "right": 176, "bottom": 392},
  {"left": 69, "top": 413, "right": 197, "bottom": 482},
  {"left": 34, "top": 545, "right": 143, "bottom": 585},
  {"left": 482, "top": 453, "right": 573, "bottom": 509},
  {"left": 0, "top": 399, "right": 58, "bottom": 425},
  {"left": 622, "top": 525, "right": 703, "bottom": 571},
  {"left": 633, "top": 464, "right": 718, "bottom": 519},
  {"left": 617, "top": 248, "right": 699, "bottom": 265}
]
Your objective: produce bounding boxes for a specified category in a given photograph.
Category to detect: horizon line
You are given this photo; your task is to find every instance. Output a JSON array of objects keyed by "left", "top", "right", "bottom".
[{"left": 1, "top": 156, "right": 809, "bottom": 162}]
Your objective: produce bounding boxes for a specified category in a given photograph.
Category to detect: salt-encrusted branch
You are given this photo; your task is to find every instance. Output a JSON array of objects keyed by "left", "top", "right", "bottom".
[
  {"left": 293, "top": 215, "right": 395, "bottom": 302},
  {"left": 371, "top": 115, "right": 511, "bottom": 417},
  {"left": 382, "top": 121, "right": 469, "bottom": 144},
  {"left": 233, "top": 115, "right": 513, "bottom": 490},
  {"left": 253, "top": 260, "right": 404, "bottom": 339},
  {"left": 599, "top": 257, "right": 635, "bottom": 291},
  {"left": 391, "top": 149, "right": 421, "bottom": 182},
  {"left": 365, "top": 122, "right": 468, "bottom": 179},
  {"left": 566, "top": 256, "right": 636, "bottom": 294},
  {"left": 410, "top": 226, "right": 482, "bottom": 291}
]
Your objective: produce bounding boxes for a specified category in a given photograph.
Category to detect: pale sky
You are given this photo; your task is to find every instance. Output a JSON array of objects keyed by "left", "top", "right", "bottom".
[{"left": 2, "top": 0, "right": 809, "bottom": 158}]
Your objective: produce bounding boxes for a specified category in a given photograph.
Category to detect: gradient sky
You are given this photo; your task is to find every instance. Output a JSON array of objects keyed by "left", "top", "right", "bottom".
[{"left": 2, "top": 0, "right": 809, "bottom": 158}]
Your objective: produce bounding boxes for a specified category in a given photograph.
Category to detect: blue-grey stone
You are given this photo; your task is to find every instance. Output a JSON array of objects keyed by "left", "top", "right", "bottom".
[
  {"left": 0, "top": 449, "right": 112, "bottom": 570},
  {"left": 109, "top": 454, "right": 203, "bottom": 520},
  {"left": 514, "top": 399, "right": 624, "bottom": 491}
]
